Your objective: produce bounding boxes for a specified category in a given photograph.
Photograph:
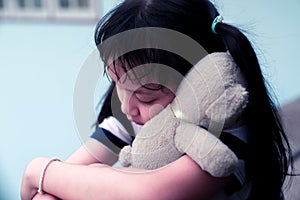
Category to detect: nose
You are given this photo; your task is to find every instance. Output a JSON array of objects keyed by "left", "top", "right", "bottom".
[{"left": 120, "top": 92, "right": 139, "bottom": 117}]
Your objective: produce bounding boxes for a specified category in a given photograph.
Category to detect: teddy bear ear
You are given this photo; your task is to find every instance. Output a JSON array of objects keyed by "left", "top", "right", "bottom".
[
  {"left": 205, "top": 84, "right": 249, "bottom": 130},
  {"left": 119, "top": 145, "right": 133, "bottom": 167}
]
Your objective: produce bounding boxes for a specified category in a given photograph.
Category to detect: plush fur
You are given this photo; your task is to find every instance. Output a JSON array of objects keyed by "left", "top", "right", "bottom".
[{"left": 118, "top": 52, "right": 248, "bottom": 177}]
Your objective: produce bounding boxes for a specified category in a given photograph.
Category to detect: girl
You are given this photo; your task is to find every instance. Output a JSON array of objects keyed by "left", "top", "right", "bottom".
[{"left": 21, "top": 0, "right": 294, "bottom": 199}]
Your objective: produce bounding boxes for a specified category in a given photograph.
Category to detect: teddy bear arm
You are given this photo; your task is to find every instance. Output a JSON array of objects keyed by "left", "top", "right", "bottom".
[
  {"left": 119, "top": 105, "right": 183, "bottom": 169},
  {"left": 118, "top": 145, "right": 132, "bottom": 167},
  {"left": 174, "top": 122, "right": 238, "bottom": 177}
]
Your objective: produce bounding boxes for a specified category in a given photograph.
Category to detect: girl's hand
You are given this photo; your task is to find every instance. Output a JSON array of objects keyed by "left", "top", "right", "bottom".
[
  {"left": 32, "top": 193, "right": 59, "bottom": 200},
  {"left": 21, "top": 157, "right": 53, "bottom": 200}
]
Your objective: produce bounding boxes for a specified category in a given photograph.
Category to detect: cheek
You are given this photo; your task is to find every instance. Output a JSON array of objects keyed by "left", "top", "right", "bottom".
[
  {"left": 148, "top": 93, "right": 175, "bottom": 119},
  {"left": 116, "top": 87, "right": 124, "bottom": 102},
  {"left": 148, "top": 104, "right": 165, "bottom": 119}
]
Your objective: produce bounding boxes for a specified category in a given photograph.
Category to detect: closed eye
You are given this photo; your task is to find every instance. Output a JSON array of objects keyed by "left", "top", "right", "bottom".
[
  {"left": 135, "top": 93, "right": 156, "bottom": 104},
  {"left": 138, "top": 98, "right": 155, "bottom": 104}
]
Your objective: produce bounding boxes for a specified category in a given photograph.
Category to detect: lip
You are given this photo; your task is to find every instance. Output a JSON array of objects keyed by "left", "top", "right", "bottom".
[
  {"left": 132, "top": 120, "right": 144, "bottom": 126},
  {"left": 127, "top": 116, "right": 144, "bottom": 125}
]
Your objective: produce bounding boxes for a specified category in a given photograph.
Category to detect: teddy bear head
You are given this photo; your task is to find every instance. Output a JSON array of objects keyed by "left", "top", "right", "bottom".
[{"left": 170, "top": 52, "right": 248, "bottom": 135}]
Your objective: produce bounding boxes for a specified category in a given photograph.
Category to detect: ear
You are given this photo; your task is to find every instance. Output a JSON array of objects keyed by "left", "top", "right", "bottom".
[{"left": 205, "top": 84, "right": 248, "bottom": 128}]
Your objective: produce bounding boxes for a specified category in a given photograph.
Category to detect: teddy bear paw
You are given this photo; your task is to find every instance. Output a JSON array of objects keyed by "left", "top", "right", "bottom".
[{"left": 118, "top": 145, "right": 133, "bottom": 167}]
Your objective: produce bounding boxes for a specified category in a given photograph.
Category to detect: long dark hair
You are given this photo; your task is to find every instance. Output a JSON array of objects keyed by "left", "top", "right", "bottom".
[{"left": 94, "top": 0, "right": 294, "bottom": 199}]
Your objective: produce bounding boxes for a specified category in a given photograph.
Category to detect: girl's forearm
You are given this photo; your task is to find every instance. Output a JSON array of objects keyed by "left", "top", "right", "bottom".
[
  {"left": 65, "top": 138, "right": 118, "bottom": 165},
  {"left": 42, "top": 161, "right": 149, "bottom": 200},
  {"left": 22, "top": 156, "right": 230, "bottom": 200},
  {"left": 24, "top": 139, "right": 118, "bottom": 200}
]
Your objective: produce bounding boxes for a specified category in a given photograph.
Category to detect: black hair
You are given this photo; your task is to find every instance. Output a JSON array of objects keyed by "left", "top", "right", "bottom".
[{"left": 94, "top": 0, "right": 294, "bottom": 199}]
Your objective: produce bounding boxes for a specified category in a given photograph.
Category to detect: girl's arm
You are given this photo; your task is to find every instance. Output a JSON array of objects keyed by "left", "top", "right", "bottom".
[
  {"left": 65, "top": 138, "right": 118, "bottom": 165},
  {"left": 21, "top": 155, "right": 231, "bottom": 200},
  {"left": 29, "top": 138, "right": 118, "bottom": 200}
]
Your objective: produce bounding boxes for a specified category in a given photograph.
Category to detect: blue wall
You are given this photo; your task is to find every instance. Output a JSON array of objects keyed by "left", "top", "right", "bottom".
[
  {"left": 0, "top": 0, "right": 299, "bottom": 199},
  {"left": 0, "top": 22, "right": 96, "bottom": 199}
]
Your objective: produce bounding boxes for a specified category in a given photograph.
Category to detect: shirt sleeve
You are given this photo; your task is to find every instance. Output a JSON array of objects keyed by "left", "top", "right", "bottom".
[{"left": 90, "top": 116, "right": 134, "bottom": 155}]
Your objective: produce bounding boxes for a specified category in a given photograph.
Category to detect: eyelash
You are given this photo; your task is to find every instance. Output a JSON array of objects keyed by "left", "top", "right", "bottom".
[
  {"left": 136, "top": 95, "right": 155, "bottom": 104},
  {"left": 139, "top": 99, "right": 154, "bottom": 104}
]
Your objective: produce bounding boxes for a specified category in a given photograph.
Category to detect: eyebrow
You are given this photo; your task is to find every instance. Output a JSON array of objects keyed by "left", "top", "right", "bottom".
[
  {"left": 122, "top": 87, "right": 150, "bottom": 95},
  {"left": 123, "top": 85, "right": 160, "bottom": 97}
]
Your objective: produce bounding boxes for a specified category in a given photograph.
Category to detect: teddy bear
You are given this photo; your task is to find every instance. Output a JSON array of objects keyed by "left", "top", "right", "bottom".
[{"left": 118, "top": 52, "right": 248, "bottom": 177}]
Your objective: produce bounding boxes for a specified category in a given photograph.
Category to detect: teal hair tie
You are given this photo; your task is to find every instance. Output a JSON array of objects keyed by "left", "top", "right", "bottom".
[{"left": 211, "top": 15, "right": 223, "bottom": 34}]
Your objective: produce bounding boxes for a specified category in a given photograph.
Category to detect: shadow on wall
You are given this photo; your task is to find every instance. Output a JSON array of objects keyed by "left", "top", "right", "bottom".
[
  {"left": 0, "top": 171, "right": 12, "bottom": 200},
  {"left": 280, "top": 96, "right": 300, "bottom": 200}
]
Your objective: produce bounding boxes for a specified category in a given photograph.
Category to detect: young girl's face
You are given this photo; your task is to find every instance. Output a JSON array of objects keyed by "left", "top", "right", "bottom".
[{"left": 107, "top": 63, "right": 176, "bottom": 125}]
